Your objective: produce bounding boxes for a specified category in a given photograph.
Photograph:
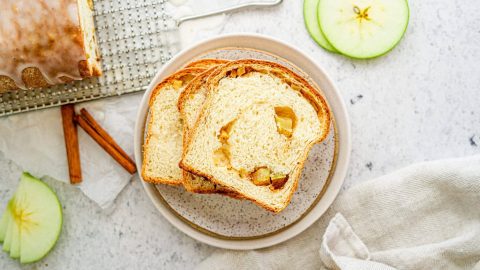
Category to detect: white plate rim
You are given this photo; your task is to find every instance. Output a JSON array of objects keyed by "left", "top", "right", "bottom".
[{"left": 134, "top": 33, "right": 351, "bottom": 250}]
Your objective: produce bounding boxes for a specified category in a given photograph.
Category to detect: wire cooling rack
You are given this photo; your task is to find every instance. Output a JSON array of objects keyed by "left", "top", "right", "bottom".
[
  {"left": 0, "top": 0, "right": 180, "bottom": 116},
  {"left": 0, "top": 0, "right": 284, "bottom": 116}
]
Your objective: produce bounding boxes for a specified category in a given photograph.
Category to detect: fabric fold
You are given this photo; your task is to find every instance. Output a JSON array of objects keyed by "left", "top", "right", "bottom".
[{"left": 196, "top": 155, "right": 480, "bottom": 270}]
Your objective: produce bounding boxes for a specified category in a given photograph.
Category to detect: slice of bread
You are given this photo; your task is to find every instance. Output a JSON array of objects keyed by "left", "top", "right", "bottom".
[
  {"left": 178, "top": 64, "right": 242, "bottom": 196},
  {"left": 180, "top": 60, "right": 330, "bottom": 212},
  {"left": 78, "top": 0, "right": 102, "bottom": 78},
  {"left": 142, "top": 59, "right": 225, "bottom": 185}
]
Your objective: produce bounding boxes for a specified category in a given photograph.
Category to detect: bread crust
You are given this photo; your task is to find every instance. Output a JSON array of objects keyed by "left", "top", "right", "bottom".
[
  {"left": 179, "top": 59, "right": 331, "bottom": 212},
  {"left": 177, "top": 60, "right": 229, "bottom": 115},
  {"left": 183, "top": 59, "right": 228, "bottom": 70},
  {"left": 147, "top": 67, "right": 205, "bottom": 108}
]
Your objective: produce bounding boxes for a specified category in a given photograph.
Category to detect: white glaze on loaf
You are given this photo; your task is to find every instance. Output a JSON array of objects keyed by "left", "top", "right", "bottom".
[{"left": 0, "top": 0, "right": 95, "bottom": 89}]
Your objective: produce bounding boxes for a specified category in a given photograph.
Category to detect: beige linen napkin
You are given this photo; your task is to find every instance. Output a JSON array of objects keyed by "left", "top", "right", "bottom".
[{"left": 196, "top": 155, "right": 480, "bottom": 270}]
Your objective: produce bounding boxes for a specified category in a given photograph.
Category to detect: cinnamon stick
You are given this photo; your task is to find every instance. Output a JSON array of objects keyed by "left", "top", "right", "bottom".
[
  {"left": 75, "top": 114, "right": 137, "bottom": 174},
  {"left": 61, "top": 104, "right": 82, "bottom": 184},
  {"left": 79, "top": 108, "right": 135, "bottom": 165}
]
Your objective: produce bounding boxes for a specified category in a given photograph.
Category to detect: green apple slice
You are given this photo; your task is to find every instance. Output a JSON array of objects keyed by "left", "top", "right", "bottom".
[
  {"left": 304, "top": 0, "right": 337, "bottom": 52},
  {"left": 9, "top": 216, "right": 20, "bottom": 259},
  {"left": 2, "top": 202, "right": 13, "bottom": 252},
  {"left": 14, "top": 172, "right": 62, "bottom": 264},
  {"left": 318, "top": 0, "right": 409, "bottom": 59},
  {"left": 0, "top": 200, "right": 12, "bottom": 243},
  {"left": 9, "top": 193, "right": 23, "bottom": 259}
]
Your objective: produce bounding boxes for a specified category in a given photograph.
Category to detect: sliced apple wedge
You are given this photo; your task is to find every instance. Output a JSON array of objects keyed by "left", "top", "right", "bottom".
[
  {"left": 0, "top": 200, "right": 12, "bottom": 243},
  {"left": 16, "top": 173, "right": 62, "bottom": 264},
  {"left": 9, "top": 215, "right": 20, "bottom": 259},
  {"left": 9, "top": 193, "right": 23, "bottom": 259},
  {"left": 318, "top": 0, "right": 409, "bottom": 58},
  {"left": 2, "top": 201, "right": 13, "bottom": 252},
  {"left": 0, "top": 172, "right": 62, "bottom": 264},
  {"left": 304, "top": 0, "right": 337, "bottom": 52}
]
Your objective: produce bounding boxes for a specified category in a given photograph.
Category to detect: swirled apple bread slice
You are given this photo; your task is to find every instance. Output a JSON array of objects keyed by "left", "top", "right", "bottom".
[
  {"left": 180, "top": 60, "right": 330, "bottom": 212},
  {"left": 142, "top": 59, "right": 225, "bottom": 185},
  {"left": 178, "top": 63, "right": 244, "bottom": 197}
]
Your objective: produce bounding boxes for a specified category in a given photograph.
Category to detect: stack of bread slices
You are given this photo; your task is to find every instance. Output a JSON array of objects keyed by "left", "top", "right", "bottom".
[{"left": 142, "top": 59, "right": 330, "bottom": 213}]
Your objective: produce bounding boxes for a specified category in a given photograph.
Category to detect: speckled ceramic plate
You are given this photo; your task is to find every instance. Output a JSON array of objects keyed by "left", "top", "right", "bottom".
[{"left": 134, "top": 34, "right": 351, "bottom": 250}]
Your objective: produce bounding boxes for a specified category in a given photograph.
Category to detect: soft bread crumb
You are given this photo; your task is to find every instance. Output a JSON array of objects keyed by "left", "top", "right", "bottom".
[
  {"left": 142, "top": 67, "right": 205, "bottom": 185},
  {"left": 142, "top": 59, "right": 228, "bottom": 185}
]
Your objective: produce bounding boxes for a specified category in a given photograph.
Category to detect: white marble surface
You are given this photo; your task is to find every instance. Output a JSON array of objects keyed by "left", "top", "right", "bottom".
[{"left": 1, "top": 0, "right": 480, "bottom": 269}]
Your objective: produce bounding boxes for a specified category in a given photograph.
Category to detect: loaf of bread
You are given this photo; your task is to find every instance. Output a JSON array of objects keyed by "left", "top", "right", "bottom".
[
  {"left": 180, "top": 60, "right": 330, "bottom": 212},
  {"left": 0, "top": 0, "right": 101, "bottom": 92}
]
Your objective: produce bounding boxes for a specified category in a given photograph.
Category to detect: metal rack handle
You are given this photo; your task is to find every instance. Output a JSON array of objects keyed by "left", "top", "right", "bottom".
[{"left": 177, "top": 0, "right": 283, "bottom": 26}]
